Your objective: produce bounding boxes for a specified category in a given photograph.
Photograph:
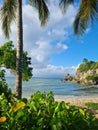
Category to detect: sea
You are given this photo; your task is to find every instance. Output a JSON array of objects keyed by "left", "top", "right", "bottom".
[{"left": 6, "top": 77, "right": 98, "bottom": 99}]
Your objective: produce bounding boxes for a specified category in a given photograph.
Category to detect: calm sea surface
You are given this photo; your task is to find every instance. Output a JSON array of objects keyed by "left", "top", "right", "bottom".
[{"left": 6, "top": 77, "right": 98, "bottom": 98}]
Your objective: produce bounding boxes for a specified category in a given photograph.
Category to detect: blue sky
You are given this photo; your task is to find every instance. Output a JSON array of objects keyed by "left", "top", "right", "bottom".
[
  {"left": 58, "top": 24, "right": 98, "bottom": 67},
  {"left": 0, "top": 0, "right": 98, "bottom": 78}
]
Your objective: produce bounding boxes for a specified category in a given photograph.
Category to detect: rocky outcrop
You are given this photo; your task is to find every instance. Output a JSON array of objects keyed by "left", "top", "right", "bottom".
[
  {"left": 74, "top": 69, "right": 98, "bottom": 85},
  {"left": 62, "top": 73, "right": 73, "bottom": 82},
  {"left": 63, "top": 69, "right": 98, "bottom": 85},
  {"left": 62, "top": 58, "right": 98, "bottom": 85}
]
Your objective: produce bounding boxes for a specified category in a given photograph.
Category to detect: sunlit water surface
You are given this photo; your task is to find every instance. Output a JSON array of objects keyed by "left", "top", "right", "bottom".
[{"left": 6, "top": 77, "right": 98, "bottom": 98}]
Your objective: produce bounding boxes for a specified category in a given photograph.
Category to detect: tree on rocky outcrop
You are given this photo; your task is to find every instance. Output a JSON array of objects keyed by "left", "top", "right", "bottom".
[{"left": 83, "top": 58, "right": 88, "bottom": 64}]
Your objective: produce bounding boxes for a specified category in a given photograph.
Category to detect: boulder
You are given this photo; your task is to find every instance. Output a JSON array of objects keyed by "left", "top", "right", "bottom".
[{"left": 63, "top": 73, "right": 73, "bottom": 82}]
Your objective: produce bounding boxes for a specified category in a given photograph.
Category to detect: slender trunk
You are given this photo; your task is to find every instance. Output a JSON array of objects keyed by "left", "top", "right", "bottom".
[{"left": 15, "top": 0, "right": 23, "bottom": 99}]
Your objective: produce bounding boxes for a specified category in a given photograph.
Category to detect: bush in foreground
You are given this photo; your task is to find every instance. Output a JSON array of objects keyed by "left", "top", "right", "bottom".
[
  {"left": 0, "top": 91, "right": 98, "bottom": 130},
  {"left": 0, "top": 69, "right": 13, "bottom": 101}
]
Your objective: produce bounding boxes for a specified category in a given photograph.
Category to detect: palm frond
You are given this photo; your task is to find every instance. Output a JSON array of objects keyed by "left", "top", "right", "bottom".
[
  {"left": 0, "top": 0, "right": 17, "bottom": 38},
  {"left": 30, "top": 0, "right": 49, "bottom": 26},
  {"left": 59, "top": 0, "right": 74, "bottom": 13},
  {"left": 74, "top": 0, "right": 98, "bottom": 36}
]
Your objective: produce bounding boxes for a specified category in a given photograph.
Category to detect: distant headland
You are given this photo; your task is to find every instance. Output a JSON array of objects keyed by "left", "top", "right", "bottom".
[{"left": 63, "top": 58, "right": 98, "bottom": 85}]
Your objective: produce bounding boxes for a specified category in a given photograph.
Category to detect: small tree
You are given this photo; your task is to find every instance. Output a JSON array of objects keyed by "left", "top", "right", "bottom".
[
  {"left": 0, "top": 41, "right": 33, "bottom": 81},
  {"left": 83, "top": 58, "right": 88, "bottom": 64}
]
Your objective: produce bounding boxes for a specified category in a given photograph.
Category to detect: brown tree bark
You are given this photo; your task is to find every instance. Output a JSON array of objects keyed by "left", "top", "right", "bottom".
[{"left": 15, "top": 0, "right": 23, "bottom": 99}]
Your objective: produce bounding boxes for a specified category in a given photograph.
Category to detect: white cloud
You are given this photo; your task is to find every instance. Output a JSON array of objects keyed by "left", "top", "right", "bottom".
[
  {"left": 0, "top": 2, "right": 77, "bottom": 77},
  {"left": 30, "top": 40, "right": 68, "bottom": 68},
  {"left": 33, "top": 64, "right": 77, "bottom": 78}
]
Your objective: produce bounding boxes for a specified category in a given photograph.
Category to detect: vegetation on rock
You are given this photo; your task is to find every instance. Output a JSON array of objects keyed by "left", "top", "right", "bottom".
[
  {"left": 77, "top": 58, "right": 98, "bottom": 73},
  {"left": 74, "top": 59, "right": 98, "bottom": 85}
]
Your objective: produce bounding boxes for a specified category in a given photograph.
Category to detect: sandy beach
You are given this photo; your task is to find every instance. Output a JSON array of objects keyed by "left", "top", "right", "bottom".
[{"left": 55, "top": 97, "right": 98, "bottom": 107}]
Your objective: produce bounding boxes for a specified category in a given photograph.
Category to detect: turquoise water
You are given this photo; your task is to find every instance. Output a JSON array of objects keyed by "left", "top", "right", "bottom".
[{"left": 6, "top": 77, "right": 98, "bottom": 98}]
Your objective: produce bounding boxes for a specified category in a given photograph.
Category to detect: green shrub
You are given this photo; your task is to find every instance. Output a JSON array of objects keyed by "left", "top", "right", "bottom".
[
  {"left": 0, "top": 91, "right": 97, "bottom": 130},
  {"left": 0, "top": 69, "right": 13, "bottom": 100},
  {"left": 0, "top": 41, "right": 33, "bottom": 81}
]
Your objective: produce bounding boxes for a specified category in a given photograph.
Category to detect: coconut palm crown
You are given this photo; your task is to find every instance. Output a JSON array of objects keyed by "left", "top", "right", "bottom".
[
  {"left": 59, "top": 0, "right": 98, "bottom": 35},
  {"left": 0, "top": 0, "right": 49, "bottom": 38}
]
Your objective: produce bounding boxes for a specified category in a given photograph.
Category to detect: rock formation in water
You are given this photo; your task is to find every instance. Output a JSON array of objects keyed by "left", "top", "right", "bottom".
[{"left": 64, "top": 73, "right": 73, "bottom": 81}]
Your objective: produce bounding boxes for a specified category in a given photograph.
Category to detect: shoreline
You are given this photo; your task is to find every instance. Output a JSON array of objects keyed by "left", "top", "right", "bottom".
[{"left": 55, "top": 97, "right": 98, "bottom": 107}]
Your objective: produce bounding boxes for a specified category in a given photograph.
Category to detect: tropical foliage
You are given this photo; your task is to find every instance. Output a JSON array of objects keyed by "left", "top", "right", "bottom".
[
  {"left": 0, "top": 72, "right": 98, "bottom": 129},
  {"left": 1, "top": 0, "right": 98, "bottom": 37},
  {"left": 0, "top": 69, "right": 13, "bottom": 101},
  {"left": 74, "top": 0, "right": 98, "bottom": 35},
  {"left": 0, "top": 41, "right": 32, "bottom": 81},
  {"left": 59, "top": 0, "right": 98, "bottom": 35},
  {"left": 0, "top": 91, "right": 98, "bottom": 130},
  {"left": 0, "top": 0, "right": 49, "bottom": 38}
]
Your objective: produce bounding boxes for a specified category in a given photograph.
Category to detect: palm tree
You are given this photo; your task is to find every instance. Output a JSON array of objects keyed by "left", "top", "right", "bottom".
[
  {"left": 59, "top": 0, "right": 98, "bottom": 35},
  {"left": 0, "top": 0, "right": 49, "bottom": 99},
  {"left": 74, "top": 0, "right": 98, "bottom": 35},
  {"left": 1, "top": 0, "right": 97, "bottom": 99}
]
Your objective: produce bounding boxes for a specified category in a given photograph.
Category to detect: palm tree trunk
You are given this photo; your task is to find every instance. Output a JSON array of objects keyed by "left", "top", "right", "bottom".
[{"left": 15, "top": 0, "right": 23, "bottom": 99}]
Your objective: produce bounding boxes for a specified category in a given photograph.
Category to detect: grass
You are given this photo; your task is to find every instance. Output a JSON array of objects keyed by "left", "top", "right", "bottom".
[{"left": 85, "top": 102, "right": 98, "bottom": 110}]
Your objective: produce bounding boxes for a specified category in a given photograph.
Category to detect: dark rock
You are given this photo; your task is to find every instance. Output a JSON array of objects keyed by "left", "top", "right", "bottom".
[{"left": 63, "top": 73, "right": 73, "bottom": 82}]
